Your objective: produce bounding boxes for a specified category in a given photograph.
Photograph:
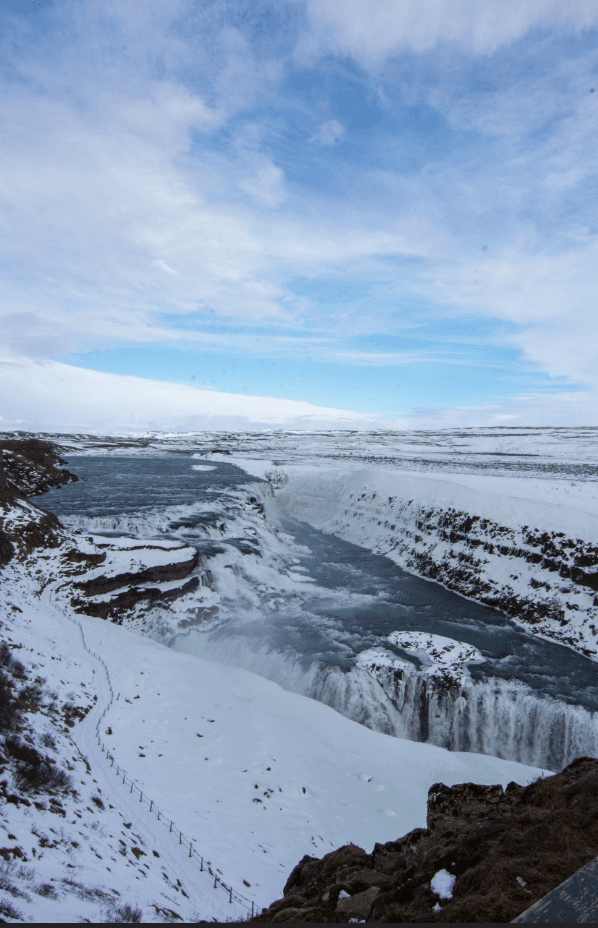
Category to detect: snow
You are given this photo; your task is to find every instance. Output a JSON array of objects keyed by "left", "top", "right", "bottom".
[
  {"left": 276, "top": 468, "right": 598, "bottom": 545},
  {"left": 385, "top": 632, "right": 485, "bottom": 688},
  {"left": 431, "top": 868, "right": 456, "bottom": 899},
  {"left": 273, "top": 467, "right": 598, "bottom": 660},
  {"left": 0, "top": 551, "right": 549, "bottom": 921},
  {"left": 3, "top": 425, "right": 597, "bottom": 918}
]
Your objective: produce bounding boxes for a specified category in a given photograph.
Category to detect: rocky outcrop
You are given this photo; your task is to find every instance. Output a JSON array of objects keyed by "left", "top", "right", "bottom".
[
  {"left": 0, "top": 439, "right": 78, "bottom": 567},
  {"left": 69, "top": 548, "right": 200, "bottom": 623},
  {"left": 278, "top": 475, "right": 598, "bottom": 660},
  {"left": 0, "top": 438, "right": 78, "bottom": 500},
  {"left": 252, "top": 757, "right": 598, "bottom": 923},
  {"left": 0, "top": 439, "right": 202, "bottom": 630}
]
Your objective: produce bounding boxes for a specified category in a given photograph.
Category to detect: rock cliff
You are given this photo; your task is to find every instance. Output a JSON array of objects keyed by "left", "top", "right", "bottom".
[
  {"left": 0, "top": 439, "right": 201, "bottom": 633},
  {"left": 277, "top": 474, "right": 598, "bottom": 660}
]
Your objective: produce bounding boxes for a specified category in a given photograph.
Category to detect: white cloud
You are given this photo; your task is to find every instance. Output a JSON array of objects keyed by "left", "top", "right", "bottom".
[
  {"left": 0, "top": 356, "right": 390, "bottom": 432},
  {"left": 311, "top": 119, "right": 345, "bottom": 145},
  {"left": 1, "top": 355, "right": 595, "bottom": 433},
  {"left": 303, "top": 0, "right": 598, "bottom": 65},
  {"left": 405, "top": 389, "right": 598, "bottom": 429},
  {"left": 0, "top": 0, "right": 597, "bottom": 428}
]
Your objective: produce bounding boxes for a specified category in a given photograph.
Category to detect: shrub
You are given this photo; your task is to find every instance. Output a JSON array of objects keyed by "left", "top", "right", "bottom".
[
  {"left": 5, "top": 736, "right": 42, "bottom": 766},
  {"left": 109, "top": 902, "right": 143, "bottom": 922},
  {"left": 36, "top": 883, "right": 58, "bottom": 899},
  {"left": 0, "top": 642, "right": 25, "bottom": 678},
  {"left": 0, "top": 898, "right": 23, "bottom": 920},
  {"left": 0, "top": 669, "right": 19, "bottom": 731},
  {"left": 17, "top": 682, "right": 44, "bottom": 709},
  {"left": 14, "top": 748, "right": 74, "bottom": 793}
]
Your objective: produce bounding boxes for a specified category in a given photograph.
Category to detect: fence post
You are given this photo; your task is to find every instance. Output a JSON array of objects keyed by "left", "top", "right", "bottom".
[
  {"left": 179, "top": 831, "right": 181, "bottom": 845},
  {"left": 229, "top": 887, "right": 232, "bottom": 903},
  {"left": 252, "top": 902, "right": 254, "bottom": 918},
  {"left": 189, "top": 842, "right": 193, "bottom": 858},
  {"left": 140, "top": 792, "right": 143, "bottom": 802},
  {"left": 169, "top": 821, "right": 172, "bottom": 833},
  {"left": 214, "top": 874, "right": 217, "bottom": 888},
  {"left": 200, "top": 857, "right": 203, "bottom": 871},
  {"left": 149, "top": 801, "right": 153, "bottom": 812}
]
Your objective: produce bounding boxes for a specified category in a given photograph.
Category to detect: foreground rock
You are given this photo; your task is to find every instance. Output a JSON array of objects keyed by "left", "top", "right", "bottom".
[{"left": 252, "top": 757, "right": 598, "bottom": 923}]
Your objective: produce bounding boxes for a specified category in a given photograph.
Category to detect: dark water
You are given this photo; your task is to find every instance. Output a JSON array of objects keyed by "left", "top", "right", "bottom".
[{"left": 42, "top": 455, "right": 598, "bottom": 770}]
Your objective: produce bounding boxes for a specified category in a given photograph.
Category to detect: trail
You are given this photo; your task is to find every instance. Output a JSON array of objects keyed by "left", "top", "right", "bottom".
[{"left": 42, "top": 582, "right": 256, "bottom": 922}]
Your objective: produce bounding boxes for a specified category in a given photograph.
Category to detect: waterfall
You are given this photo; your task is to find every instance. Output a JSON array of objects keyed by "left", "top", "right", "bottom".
[
  {"left": 172, "top": 629, "right": 598, "bottom": 772},
  {"left": 365, "top": 662, "right": 598, "bottom": 772}
]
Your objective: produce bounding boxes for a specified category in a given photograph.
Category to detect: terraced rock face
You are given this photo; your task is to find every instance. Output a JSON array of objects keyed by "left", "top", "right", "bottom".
[
  {"left": 252, "top": 757, "right": 598, "bottom": 924},
  {"left": 391, "top": 505, "right": 598, "bottom": 657},
  {"left": 278, "top": 473, "right": 598, "bottom": 661},
  {"left": 0, "top": 439, "right": 201, "bottom": 633}
]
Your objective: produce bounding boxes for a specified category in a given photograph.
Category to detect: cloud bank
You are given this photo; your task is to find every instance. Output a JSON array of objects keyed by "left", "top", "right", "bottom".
[{"left": 0, "top": 0, "right": 597, "bottom": 429}]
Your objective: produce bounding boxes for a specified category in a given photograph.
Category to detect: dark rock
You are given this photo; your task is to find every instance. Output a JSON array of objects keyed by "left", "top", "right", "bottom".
[
  {"left": 251, "top": 758, "right": 598, "bottom": 923},
  {"left": 336, "top": 885, "right": 380, "bottom": 920}
]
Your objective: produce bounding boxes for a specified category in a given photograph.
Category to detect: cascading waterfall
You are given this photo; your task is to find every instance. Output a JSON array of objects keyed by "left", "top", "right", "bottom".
[
  {"left": 173, "top": 629, "right": 598, "bottom": 772},
  {"left": 366, "top": 663, "right": 598, "bottom": 772},
  {"left": 43, "top": 455, "right": 598, "bottom": 776}
]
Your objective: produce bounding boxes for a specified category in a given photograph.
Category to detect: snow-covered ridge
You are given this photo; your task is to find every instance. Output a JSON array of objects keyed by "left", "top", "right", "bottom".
[
  {"left": 276, "top": 469, "right": 598, "bottom": 661},
  {"left": 357, "top": 632, "right": 486, "bottom": 692},
  {"left": 0, "top": 494, "right": 208, "bottom": 639}
]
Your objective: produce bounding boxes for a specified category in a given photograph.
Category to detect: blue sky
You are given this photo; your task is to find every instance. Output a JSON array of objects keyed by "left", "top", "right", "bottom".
[{"left": 1, "top": 0, "right": 597, "bottom": 431}]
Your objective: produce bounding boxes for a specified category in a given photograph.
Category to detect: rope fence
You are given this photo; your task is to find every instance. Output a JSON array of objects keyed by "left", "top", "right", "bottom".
[{"left": 70, "top": 616, "right": 257, "bottom": 917}]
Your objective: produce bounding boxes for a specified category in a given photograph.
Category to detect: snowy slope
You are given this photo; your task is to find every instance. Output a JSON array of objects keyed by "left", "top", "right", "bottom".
[{"left": 0, "top": 557, "right": 548, "bottom": 921}]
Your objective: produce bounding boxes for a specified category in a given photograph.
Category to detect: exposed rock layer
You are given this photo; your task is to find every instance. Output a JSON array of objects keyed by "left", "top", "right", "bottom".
[
  {"left": 252, "top": 757, "right": 598, "bottom": 923},
  {"left": 0, "top": 439, "right": 200, "bottom": 627},
  {"left": 278, "top": 477, "right": 598, "bottom": 659}
]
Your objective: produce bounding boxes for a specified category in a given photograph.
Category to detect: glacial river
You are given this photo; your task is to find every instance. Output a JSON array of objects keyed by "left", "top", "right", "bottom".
[{"left": 41, "top": 454, "right": 598, "bottom": 771}]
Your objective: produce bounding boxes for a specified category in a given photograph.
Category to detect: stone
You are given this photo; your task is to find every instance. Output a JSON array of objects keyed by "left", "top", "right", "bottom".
[{"left": 335, "top": 886, "right": 380, "bottom": 920}]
